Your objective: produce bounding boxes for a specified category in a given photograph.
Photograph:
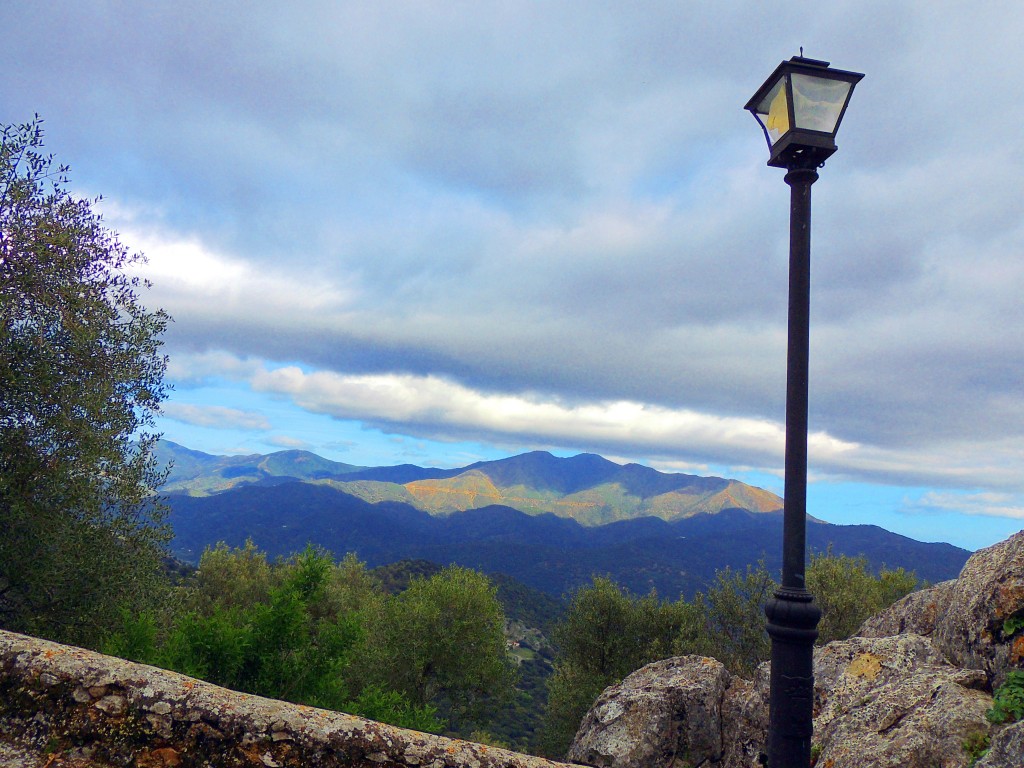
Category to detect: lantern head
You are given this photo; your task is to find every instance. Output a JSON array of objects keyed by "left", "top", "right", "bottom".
[{"left": 746, "top": 56, "right": 864, "bottom": 169}]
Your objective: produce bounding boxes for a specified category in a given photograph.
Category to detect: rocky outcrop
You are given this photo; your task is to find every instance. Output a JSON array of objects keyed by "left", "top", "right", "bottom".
[
  {"left": 856, "top": 579, "right": 956, "bottom": 638},
  {"left": 977, "top": 720, "right": 1024, "bottom": 768},
  {"left": 861, "top": 530, "right": 1024, "bottom": 689},
  {"left": 566, "top": 656, "right": 770, "bottom": 768},
  {"left": 932, "top": 532, "right": 1024, "bottom": 689},
  {"left": 570, "top": 530, "right": 1024, "bottom": 768},
  {"left": 568, "top": 656, "right": 731, "bottom": 768},
  {"left": 569, "top": 635, "right": 993, "bottom": 768},
  {"left": 0, "top": 630, "right": 581, "bottom": 768},
  {"left": 810, "top": 634, "right": 991, "bottom": 767}
]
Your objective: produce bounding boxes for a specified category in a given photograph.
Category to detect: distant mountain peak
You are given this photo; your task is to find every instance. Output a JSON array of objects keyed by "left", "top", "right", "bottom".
[{"left": 157, "top": 440, "right": 782, "bottom": 525}]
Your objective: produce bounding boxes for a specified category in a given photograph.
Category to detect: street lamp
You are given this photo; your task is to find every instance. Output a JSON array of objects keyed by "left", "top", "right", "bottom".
[{"left": 745, "top": 56, "right": 863, "bottom": 768}]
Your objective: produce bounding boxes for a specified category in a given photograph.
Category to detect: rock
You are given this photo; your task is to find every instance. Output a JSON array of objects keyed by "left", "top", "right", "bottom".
[
  {"left": 976, "top": 721, "right": 1024, "bottom": 768},
  {"left": 719, "top": 673, "right": 769, "bottom": 768},
  {"left": 566, "top": 533, "right": 1024, "bottom": 768},
  {"left": 0, "top": 628, "right": 581, "bottom": 768},
  {"left": 934, "top": 530, "right": 1024, "bottom": 688},
  {"left": 811, "top": 634, "right": 992, "bottom": 768},
  {"left": 567, "top": 656, "right": 733, "bottom": 768},
  {"left": 857, "top": 580, "right": 956, "bottom": 638},
  {"left": 571, "top": 635, "right": 995, "bottom": 768},
  {"left": 94, "top": 694, "right": 126, "bottom": 715}
]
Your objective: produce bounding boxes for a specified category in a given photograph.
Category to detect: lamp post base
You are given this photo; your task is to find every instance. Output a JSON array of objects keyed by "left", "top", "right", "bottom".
[{"left": 765, "top": 588, "right": 821, "bottom": 768}]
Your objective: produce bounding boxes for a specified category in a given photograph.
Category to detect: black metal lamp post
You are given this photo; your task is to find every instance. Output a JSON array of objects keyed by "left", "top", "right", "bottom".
[{"left": 745, "top": 56, "right": 863, "bottom": 768}]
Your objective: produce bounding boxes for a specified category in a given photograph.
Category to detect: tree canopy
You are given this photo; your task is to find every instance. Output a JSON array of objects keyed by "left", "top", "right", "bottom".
[{"left": 0, "top": 117, "right": 171, "bottom": 646}]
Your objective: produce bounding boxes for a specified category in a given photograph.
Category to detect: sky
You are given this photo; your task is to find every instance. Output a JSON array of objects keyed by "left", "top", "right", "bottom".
[{"left": 3, "top": 2, "right": 1023, "bottom": 552}]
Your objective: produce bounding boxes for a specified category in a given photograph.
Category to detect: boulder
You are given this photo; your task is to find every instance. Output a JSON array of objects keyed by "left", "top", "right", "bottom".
[
  {"left": 933, "top": 530, "right": 1024, "bottom": 688},
  {"left": 567, "top": 656, "right": 733, "bottom": 768},
  {"left": 857, "top": 579, "right": 956, "bottom": 638},
  {"left": 811, "top": 634, "right": 992, "bottom": 768},
  {"left": 572, "top": 636, "right": 994, "bottom": 768},
  {"left": 977, "top": 721, "right": 1024, "bottom": 768},
  {"left": 719, "top": 672, "right": 769, "bottom": 768}
]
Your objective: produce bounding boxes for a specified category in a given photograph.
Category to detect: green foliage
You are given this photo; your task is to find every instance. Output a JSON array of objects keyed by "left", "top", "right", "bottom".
[
  {"left": 239, "top": 547, "right": 363, "bottom": 707},
  {"left": 963, "top": 731, "right": 990, "bottom": 767},
  {"left": 186, "top": 539, "right": 277, "bottom": 613},
  {"left": 346, "top": 685, "right": 444, "bottom": 733},
  {"left": 102, "top": 609, "right": 160, "bottom": 663},
  {"left": 676, "top": 561, "right": 776, "bottom": 678},
  {"left": 484, "top": 655, "right": 553, "bottom": 753},
  {"left": 806, "top": 549, "right": 919, "bottom": 644},
  {"left": 160, "top": 606, "right": 252, "bottom": 686},
  {"left": 358, "top": 565, "right": 515, "bottom": 727},
  {"left": 539, "top": 577, "right": 690, "bottom": 757},
  {"left": 988, "top": 671, "right": 1024, "bottom": 725},
  {"left": 1002, "top": 614, "right": 1024, "bottom": 639},
  {"left": 104, "top": 545, "right": 513, "bottom": 734},
  {"left": 552, "top": 577, "right": 686, "bottom": 681},
  {"left": 164, "top": 546, "right": 362, "bottom": 710},
  {"left": 539, "top": 664, "right": 610, "bottom": 757},
  {"left": 0, "top": 117, "right": 171, "bottom": 648}
]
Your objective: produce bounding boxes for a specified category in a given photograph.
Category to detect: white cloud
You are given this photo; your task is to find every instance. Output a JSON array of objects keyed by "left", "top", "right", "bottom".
[
  {"left": 249, "top": 364, "right": 856, "bottom": 467},
  {"left": 165, "top": 350, "right": 265, "bottom": 385},
  {"left": 116, "top": 223, "right": 356, "bottom": 320},
  {"left": 904, "top": 491, "right": 1024, "bottom": 521},
  {"left": 162, "top": 403, "right": 270, "bottom": 431},
  {"left": 266, "top": 435, "right": 312, "bottom": 450}
]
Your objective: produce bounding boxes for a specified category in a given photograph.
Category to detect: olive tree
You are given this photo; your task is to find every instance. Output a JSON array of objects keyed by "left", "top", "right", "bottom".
[
  {"left": 539, "top": 577, "right": 692, "bottom": 757},
  {"left": 0, "top": 117, "right": 170, "bottom": 647},
  {"left": 806, "top": 548, "right": 919, "bottom": 644},
  {"left": 357, "top": 565, "right": 515, "bottom": 727}
]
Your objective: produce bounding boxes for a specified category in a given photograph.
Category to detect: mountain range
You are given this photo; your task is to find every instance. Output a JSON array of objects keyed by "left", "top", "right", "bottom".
[
  {"left": 158, "top": 441, "right": 971, "bottom": 599},
  {"left": 156, "top": 441, "right": 783, "bottom": 525}
]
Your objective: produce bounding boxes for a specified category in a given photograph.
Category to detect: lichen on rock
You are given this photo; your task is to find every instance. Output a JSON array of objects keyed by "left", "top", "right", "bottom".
[{"left": 0, "top": 629, "right": 582, "bottom": 768}]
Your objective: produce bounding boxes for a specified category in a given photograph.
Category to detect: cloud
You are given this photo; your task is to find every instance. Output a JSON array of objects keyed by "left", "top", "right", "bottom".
[
  {"left": 903, "top": 491, "right": 1024, "bottom": 521},
  {"left": 164, "top": 350, "right": 265, "bottom": 386},
  {"left": 161, "top": 403, "right": 270, "bottom": 431},
  {"left": 5, "top": 1, "right": 1024, "bottom": 514},
  {"left": 249, "top": 364, "right": 854, "bottom": 466},
  {"left": 266, "top": 435, "right": 312, "bottom": 450},
  {"left": 117, "top": 222, "right": 356, "bottom": 319}
]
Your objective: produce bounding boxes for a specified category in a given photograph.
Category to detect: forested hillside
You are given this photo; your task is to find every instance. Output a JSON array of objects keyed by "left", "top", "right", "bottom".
[{"left": 166, "top": 481, "right": 970, "bottom": 598}]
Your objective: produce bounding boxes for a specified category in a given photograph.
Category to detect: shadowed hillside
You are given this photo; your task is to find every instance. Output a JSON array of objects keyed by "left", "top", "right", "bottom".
[{"left": 166, "top": 482, "right": 969, "bottom": 599}]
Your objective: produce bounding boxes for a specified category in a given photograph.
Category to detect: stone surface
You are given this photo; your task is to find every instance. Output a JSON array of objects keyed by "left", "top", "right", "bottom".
[
  {"left": 811, "top": 634, "right": 992, "bottom": 768},
  {"left": 572, "top": 635, "right": 995, "bottom": 768},
  {"left": 0, "top": 735, "right": 114, "bottom": 767},
  {"left": 718, "top": 672, "right": 768, "bottom": 768},
  {"left": 857, "top": 579, "right": 956, "bottom": 639},
  {"left": 933, "top": 530, "right": 1024, "bottom": 689},
  {"left": 0, "top": 629, "right": 582, "bottom": 768},
  {"left": 567, "top": 656, "right": 735, "bottom": 768},
  {"left": 976, "top": 721, "right": 1024, "bottom": 768}
]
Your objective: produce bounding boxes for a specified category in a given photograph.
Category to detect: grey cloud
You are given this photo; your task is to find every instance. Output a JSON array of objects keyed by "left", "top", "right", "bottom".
[{"left": 4, "top": 1, "right": 1024, "bottom": 492}]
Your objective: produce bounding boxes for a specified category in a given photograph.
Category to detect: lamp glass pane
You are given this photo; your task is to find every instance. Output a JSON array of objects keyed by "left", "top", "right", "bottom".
[
  {"left": 756, "top": 78, "right": 790, "bottom": 146},
  {"left": 791, "top": 74, "right": 851, "bottom": 135}
]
